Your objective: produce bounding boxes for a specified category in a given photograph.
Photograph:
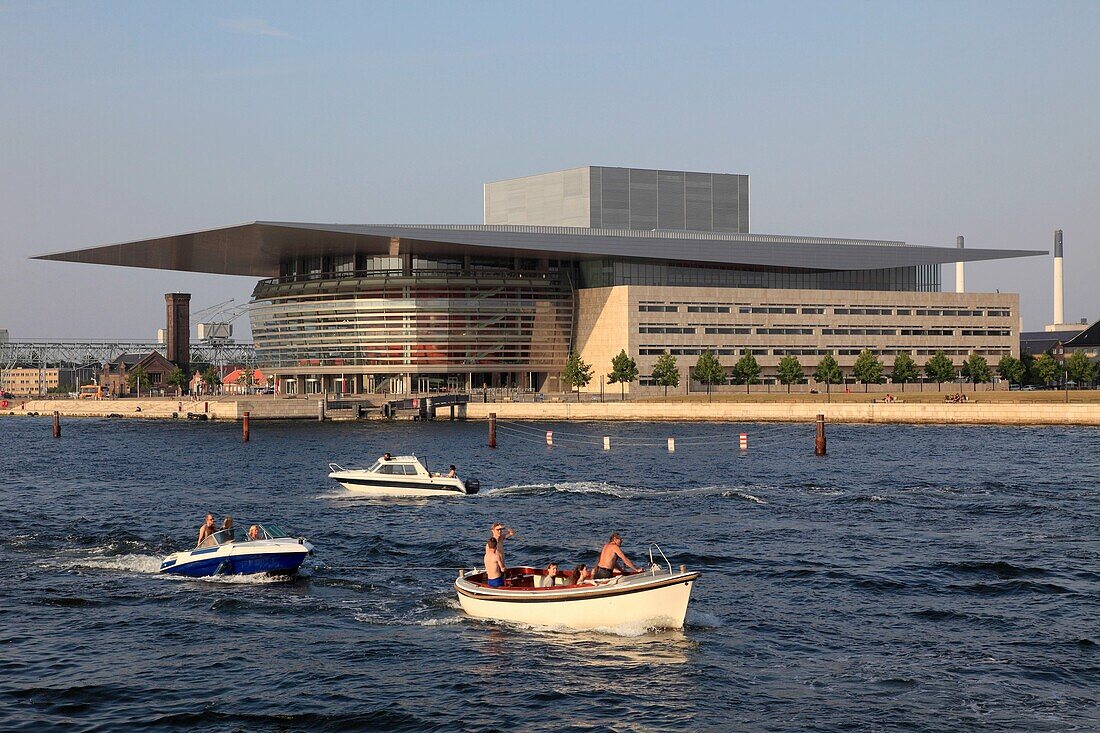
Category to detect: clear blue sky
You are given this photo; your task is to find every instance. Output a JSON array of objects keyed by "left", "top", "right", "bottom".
[{"left": 2, "top": 1, "right": 1098, "bottom": 338}]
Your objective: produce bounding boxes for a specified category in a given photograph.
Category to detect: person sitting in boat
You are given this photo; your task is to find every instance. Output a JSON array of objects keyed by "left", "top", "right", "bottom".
[
  {"left": 248, "top": 524, "right": 261, "bottom": 541},
  {"left": 571, "top": 563, "right": 591, "bottom": 584},
  {"left": 484, "top": 537, "right": 506, "bottom": 588},
  {"left": 221, "top": 516, "right": 235, "bottom": 542},
  {"left": 196, "top": 513, "right": 216, "bottom": 547},
  {"left": 488, "top": 523, "right": 516, "bottom": 565},
  {"left": 541, "top": 562, "right": 560, "bottom": 588},
  {"left": 593, "top": 532, "right": 640, "bottom": 580},
  {"left": 382, "top": 452, "right": 393, "bottom": 461},
  {"left": 447, "top": 465, "right": 457, "bottom": 479}
]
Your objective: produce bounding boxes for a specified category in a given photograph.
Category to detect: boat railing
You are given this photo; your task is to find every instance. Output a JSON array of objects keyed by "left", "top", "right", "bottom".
[
  {"left": 328, "top": 462, "right": 345, "bottom": 473},
  {"left": 648, "top": 543, "right": 673, "bottom": 576}
]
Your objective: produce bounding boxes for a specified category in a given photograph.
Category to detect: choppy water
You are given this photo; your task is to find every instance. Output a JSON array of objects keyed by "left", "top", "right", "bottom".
[{"left": 1, "top": 416, "right": 1099, "bottom": 731}]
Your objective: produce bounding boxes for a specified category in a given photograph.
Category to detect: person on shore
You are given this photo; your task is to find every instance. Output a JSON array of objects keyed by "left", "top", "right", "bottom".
[
  {"left": 488, "top": 523, "right": 516, "bottom": 565},
  {"left": 594, "top": 532, "right": 640, "bottom": 580},
  {"left": 542, "top": 562, "right": 559, "bottom": 588},
  {"left": 484, "top": 537, "right": 506, "bottom": 588},
  {"left": 197, "top": 513, "right": 216, "bottom": 547}
]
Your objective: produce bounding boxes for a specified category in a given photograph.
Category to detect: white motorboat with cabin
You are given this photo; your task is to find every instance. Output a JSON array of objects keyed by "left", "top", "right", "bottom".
[
  {"left": 328, "top": 455, "right": 479, "bottom": 497},
  {"left": 159, "top": 523, "right": 313, "bottom": 578},
  {"left": 455, "top": 545, "right": 700, "bottom": 630}
]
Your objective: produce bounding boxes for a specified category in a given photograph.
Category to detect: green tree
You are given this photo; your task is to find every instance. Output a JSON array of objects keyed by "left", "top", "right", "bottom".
[
  {"left": 607, "top": 349, "right": 639, "bottom": 400},
  {"left": 730, "top": 351, "right": 762, "bottom": 393},
  {"left": 650, "top": 350, "right": 680, "bottom": 397},
  {"left": 126, "top": 365, "right": 151, "bottom": 397},
  {"left": 166, "top": 367, "right": 189, "bottom": 396},
  {"left": 692, "top": 349, "right": 726, "bottom": 400},
  {"left": 1065, "top": 350, "right": 1093, "bottom": 386},
  {"left": 561, "top": 349, "right": 593, "bottom": 401},
  {"left": 923, "top": 351, "right": 956, "bottom": 391},
  {"left": 997, "top": 355, "right": 1025, "bottom": 386},
  {"left": 236, "top": 367, "right": 256, "bottom": 392},
  {"left": 960, "top": 353, "right": 993, "bottom": 384},
  {"left": 1019, "top": 352, "right": 1037, "bottom": 386},
  {"left": 891, "top": 352, "right": 920, "bottom": 391},
  {"left": 776, "top": 354, "right": 804, "bottom": 393},
  {"left": 200, "top": 366, "right": 222, "bottom": 394},
  {"left": 1032, "top": 353, "right": 1060, "bottom": 386},
  {"left": 813, "top": 354, "right": 843, "bottom": 394},
  {"left": 851, "top": 349, "right": 885, "bottom": 392}
]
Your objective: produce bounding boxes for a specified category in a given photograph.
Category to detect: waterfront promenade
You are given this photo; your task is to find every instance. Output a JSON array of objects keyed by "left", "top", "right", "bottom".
[
  {"left": 9, "top": 391, "right": 1100, "bottom": 425},
  {"left": 464, "top": 400, "right": 1100, "bottom": 425}
]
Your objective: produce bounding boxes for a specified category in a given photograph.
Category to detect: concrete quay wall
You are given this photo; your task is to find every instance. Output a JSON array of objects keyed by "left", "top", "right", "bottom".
[
  {"left": 465, "top": 401, "right": 1100, "bottom": 426},
  {"left": 9, "top": 398, "right": 323, "bottom": 420}
]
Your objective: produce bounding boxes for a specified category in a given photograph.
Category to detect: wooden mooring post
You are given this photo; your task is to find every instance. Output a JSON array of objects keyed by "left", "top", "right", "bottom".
[
  {"left": 489, "top": 412, "right": 497, "bottom": 448},
  {"left": 242, "top": 411, "right": 250, "bottom": 442},
  {"left": 53, "top": 411, "right": 60, "bottom": 438},
  {"left": 815, "top": 413, "right": 827, "bottom": 456}
]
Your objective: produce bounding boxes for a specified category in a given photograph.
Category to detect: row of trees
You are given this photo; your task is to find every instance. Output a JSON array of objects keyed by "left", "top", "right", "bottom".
[
  {"left": 558, "top": 348, "right": 1092, "bottom": 399},
  {"left": 123, "top": 365, "right": 228, "bottom": 396}
]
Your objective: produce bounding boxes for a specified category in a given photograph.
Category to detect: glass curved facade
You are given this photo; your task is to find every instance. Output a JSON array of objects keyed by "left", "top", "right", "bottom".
[{"left": 249, "top": 265, "right": 574, "bottom": 392}]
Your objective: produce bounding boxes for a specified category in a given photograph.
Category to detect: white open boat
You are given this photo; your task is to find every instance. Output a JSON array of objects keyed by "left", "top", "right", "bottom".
[
  {"left": 328, "top": 455, "right": 479, "bottom": 497},
  {"left": 455, "top": 545, "right": 700, "bottom": 630},
  {"left": 159, "top": 523, "right": 313, "bottom": 578}
]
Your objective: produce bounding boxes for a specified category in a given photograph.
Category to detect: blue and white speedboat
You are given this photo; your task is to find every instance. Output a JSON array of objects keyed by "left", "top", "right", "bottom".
[{"left": 159, "top": 523, "right": 313, "bottom": 578}]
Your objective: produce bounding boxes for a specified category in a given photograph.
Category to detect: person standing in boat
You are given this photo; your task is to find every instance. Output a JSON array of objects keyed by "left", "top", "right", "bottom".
[
  {"left": 484, "top": 537, "right": 506, "bottom": 588},
  {"left": 488, "top": 523, "right": 516, "bottom": 564},
  {"left": 196, "top": 513, "right": 216, "bottom": 547},
  {"left": 593, "top": 532, "right": 640, "bottom": 579}
]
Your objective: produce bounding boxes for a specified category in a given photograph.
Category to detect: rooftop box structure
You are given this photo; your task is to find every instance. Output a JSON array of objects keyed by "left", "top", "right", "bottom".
[{"left": 485, "top": 166, "right": 749, "bottom": 232}]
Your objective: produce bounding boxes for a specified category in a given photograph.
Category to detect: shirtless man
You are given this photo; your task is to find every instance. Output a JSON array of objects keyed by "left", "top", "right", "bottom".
[
  {"left": 484, "top": 537, "right": 506, "bottom": 588},
  {"left": 487, "top": 523, "right": 516, "bottom": 565},
  {"left": 593, "top": 532, "right": 639, "bottom": 580},
  {"left": 196, "top": 513, "right": 216, "bottom": 547}
]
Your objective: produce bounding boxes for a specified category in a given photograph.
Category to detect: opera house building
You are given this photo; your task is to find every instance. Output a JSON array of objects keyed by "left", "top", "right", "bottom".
[{"left": 37, "top": 166, "right": 1043, "bottom": 395}]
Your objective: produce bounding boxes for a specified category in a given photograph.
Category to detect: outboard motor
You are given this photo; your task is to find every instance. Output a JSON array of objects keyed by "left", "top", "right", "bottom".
[{"left": 464, "top": 479, "right": 480, "bottom": 495}]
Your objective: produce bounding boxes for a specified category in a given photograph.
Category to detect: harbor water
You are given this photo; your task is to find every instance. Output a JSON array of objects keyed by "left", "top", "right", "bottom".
[{"left": 1, "top": 417, "right": 1099, "bottom": 731}]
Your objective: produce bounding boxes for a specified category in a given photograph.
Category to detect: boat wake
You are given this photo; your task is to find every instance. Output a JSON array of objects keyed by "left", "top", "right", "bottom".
[
  {"left": 685, "top": 610, "right": 723, "bottom": 628},
  {"left": 51, "top": 553, "right": 163, "bottom": 574},
  {"left": 486, "top": 482, "right": 768, "bottom": 503}
]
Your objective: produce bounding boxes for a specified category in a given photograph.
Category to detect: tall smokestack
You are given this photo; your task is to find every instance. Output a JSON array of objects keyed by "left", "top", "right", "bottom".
[
  {"left": 955, "top": 235, "right": 965, "bottom": 293},
  {"left": 1053, "top": 230, "right": 1064, "bottom": 326},
  {"left": 165, "top": 293, "right": 191, "bottom": 371}
]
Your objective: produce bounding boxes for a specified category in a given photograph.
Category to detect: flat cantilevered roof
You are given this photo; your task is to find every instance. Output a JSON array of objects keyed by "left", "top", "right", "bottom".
[{"left": 33, "top": 221, "right": 1045, "bottom": 278}]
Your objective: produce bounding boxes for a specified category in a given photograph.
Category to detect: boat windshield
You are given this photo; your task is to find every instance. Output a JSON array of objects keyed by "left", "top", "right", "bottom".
[
  {"left": 254, "top": 523, "right": 291, "bottom": 540},
  {"left": 198, "top": 527, "right": 248, "bottom": 547}
]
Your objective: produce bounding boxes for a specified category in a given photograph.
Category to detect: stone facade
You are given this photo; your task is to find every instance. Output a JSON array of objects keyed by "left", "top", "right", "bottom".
[{"left": 576, "top": 286, "right": 1019, "bottom": 394}]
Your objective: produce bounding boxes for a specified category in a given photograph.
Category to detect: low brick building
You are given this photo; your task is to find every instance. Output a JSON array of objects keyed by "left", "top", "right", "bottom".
[{"left": 100, "top": 352, "right": 178, "bottom": 397}]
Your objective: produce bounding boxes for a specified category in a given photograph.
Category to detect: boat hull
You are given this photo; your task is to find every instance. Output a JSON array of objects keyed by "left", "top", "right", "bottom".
[
  {"left": 330, "top": 472, "right": 470, "bottom": 497},
  {"left": 456, "top": 572, "right": 699, "bottom": 630}
]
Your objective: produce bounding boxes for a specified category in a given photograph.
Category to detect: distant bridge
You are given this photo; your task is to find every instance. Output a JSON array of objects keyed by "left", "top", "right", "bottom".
[{"left": 0, "top": 340, "right": 257, "bottom": 393}]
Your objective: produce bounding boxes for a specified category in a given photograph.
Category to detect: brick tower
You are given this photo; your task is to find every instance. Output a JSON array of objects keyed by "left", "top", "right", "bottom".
[{"left": 165, "top": 293, "right": 191, "bottom": 371}]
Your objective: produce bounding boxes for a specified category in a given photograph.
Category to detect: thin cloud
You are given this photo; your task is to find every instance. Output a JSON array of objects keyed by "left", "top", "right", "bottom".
[{"left": 216, "top": 17, "right": 293, "bottom": 39}]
